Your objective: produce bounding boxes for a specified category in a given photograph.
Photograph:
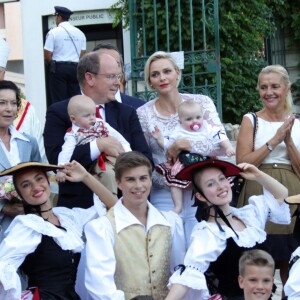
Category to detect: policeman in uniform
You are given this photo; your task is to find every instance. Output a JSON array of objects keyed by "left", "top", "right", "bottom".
[{"left": 44, "top": 6, "right": 86, "bottom": 103}]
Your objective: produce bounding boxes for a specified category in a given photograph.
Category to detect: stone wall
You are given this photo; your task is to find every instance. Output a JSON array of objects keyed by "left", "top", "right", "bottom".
[{"left": 224, "top": 123, "right": 240, "bottom": 141}]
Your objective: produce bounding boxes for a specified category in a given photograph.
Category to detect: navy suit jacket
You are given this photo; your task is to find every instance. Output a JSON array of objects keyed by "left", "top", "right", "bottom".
[
  {"left": 43, "top": 99, "right": 152, "bottom": 209},
  {"left": 120, "top": 93, "right": 145, "bottom": 109}
]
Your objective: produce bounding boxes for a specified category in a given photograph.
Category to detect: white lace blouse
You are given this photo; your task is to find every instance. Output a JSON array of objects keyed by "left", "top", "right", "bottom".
[
  {"left": 168, "top": 189, "right": 291, "bottom": 300},
  {"left": 245, "top": 113, "right": 300, "bottom": 164},
  {"left": 0, "top": 206, "right": 97, "bottom": 300}
]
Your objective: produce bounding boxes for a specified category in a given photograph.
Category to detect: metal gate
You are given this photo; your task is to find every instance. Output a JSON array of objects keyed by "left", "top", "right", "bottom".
[{"left": 128, "top": 0, "right": 222, "bottom": 118}]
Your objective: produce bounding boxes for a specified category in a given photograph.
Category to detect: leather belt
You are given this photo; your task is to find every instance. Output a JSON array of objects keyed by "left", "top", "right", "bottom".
[
  {"left": 55, "top": 61, "right": 77, "bottom": 65},
  {"left": 260, "top": 163, "right": 293, "bottom": 171}
]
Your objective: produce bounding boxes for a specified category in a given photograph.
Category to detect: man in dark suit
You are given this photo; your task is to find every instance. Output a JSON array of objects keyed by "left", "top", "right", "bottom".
[
  {"left": 44, "top": 52, "right": 152, "bottom": 208},
  {"left": 93, "top": 42, "right": 145, "bottom": 109}
]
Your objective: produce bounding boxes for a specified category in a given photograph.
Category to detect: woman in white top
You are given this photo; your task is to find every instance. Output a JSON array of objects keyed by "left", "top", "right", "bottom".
[
  {"left": 137, "top": 51, "right": 229, "bottom": 244},
  {"left": 165, "top": 153, "right": 290, "bottom": 300},
  {"left": 236, "top": 65, "right": 300, "bottom": 292},
  {"left": 0, "top": 80, "right": 42, "bottom": 243}
]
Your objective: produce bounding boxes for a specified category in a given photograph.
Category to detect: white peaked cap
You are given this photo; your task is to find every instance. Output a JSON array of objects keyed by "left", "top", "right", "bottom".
[{"left": 0, "top": 38, "right": 11, "bottom": 69}]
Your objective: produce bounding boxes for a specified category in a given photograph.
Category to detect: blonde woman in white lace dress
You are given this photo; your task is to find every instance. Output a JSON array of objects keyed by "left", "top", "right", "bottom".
[{"left": 137, "top": 51, "right": 229, "bottom": 244}]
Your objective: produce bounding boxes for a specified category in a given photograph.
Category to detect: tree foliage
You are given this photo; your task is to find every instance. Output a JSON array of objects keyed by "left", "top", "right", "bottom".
[
  {"left": 219, "top": 0, "right": 275, "bottom": 123},
  {"left": 110, "top": 0, "right": 300, "bottom": 124},
  {"left": 267, "top": 0, "right": 300, "bottom": 103}
]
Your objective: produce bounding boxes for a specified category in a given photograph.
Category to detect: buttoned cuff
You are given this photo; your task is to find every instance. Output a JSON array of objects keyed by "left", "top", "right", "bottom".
[{"left": 90, "top": 140, "right": 101, "bottom": 161}]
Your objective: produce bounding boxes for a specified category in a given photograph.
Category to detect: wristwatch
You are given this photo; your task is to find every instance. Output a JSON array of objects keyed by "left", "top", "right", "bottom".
[{"left": 266, "top": 142, "right": 273, "bottom": 152}]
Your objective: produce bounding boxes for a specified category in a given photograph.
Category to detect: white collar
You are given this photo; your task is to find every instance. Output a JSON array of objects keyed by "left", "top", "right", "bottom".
[
  {"left": 58, "top": 21, "right": 70, "bottom": 27},
  {"left": 115, "top": 90, "right": 121, "bottom": 102},
  {"left": 72, "top": 123, "right": 81, "bottom": 132},
  {"left": 113, "top": 198, "right": 171, "bottom": 233},
  {"left": 9, "top": 125, "right": 30, "bottom": 142}
]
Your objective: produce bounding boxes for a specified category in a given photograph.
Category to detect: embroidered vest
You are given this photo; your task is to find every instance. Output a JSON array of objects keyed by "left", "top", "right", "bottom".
[{"left": 106, "top": 208, "right": 172, "bottom": 300}]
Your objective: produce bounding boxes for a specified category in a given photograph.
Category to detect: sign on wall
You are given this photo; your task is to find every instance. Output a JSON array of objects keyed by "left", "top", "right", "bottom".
[{"left": 47, "top": 9, "right": 116, "bottom": 29}]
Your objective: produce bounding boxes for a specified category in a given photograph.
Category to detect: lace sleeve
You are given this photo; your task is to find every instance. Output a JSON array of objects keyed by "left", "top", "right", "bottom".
[
  {"left": 137, "top": 104, "right": 151, "bottom": 136},
  {"left": 137, "top": 103, "right": 153, "bottom": 146},
  {"left": 249, "top": 188, "right": 291, "bottom": 226}
]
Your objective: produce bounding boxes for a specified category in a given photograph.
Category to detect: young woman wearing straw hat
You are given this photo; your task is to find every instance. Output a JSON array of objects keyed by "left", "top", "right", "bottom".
[{"left": 0, "top": 160, "right": 116, "bottom": 300}]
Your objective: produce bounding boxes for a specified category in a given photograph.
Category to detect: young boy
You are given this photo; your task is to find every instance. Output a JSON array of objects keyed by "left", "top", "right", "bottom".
[
  {"left": 238, "top": 249, "right": 275, "bottom": 300},
  {"left": 57, "top": 95, "right": 131, "bottom": 199},
  {"left": 83, "top": 151, "right": 185, "bottom": 300},
  {"left": 154, "top": 100, "right": 235, "bottom": 213}
]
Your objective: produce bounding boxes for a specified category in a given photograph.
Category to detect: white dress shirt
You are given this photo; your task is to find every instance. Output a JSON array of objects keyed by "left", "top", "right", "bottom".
[{"left": 84, "top": 200, "right": 186, "bottom": 300}]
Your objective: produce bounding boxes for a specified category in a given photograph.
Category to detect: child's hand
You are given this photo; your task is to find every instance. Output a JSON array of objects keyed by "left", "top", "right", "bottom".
[
  {"left": 226, "top": 147, "right": 236, "bottom": 157},
  {"left": 151, "top": 126, "right": 162, "bottom": 140},
  {"left": 56, "top": 170, "right": 66, "bottom": 183},
  {"left": 63, "top": 160, "right": 89, "bottom": 182}
]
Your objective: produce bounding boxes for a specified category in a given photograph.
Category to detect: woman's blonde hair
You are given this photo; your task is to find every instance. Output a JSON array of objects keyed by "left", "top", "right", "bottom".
[
  {"left": 144, "top": 51, "right": 181, "bottom": 90},
  {"left": 257, "top": 65, "right": 293, "bottom": 115}
]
